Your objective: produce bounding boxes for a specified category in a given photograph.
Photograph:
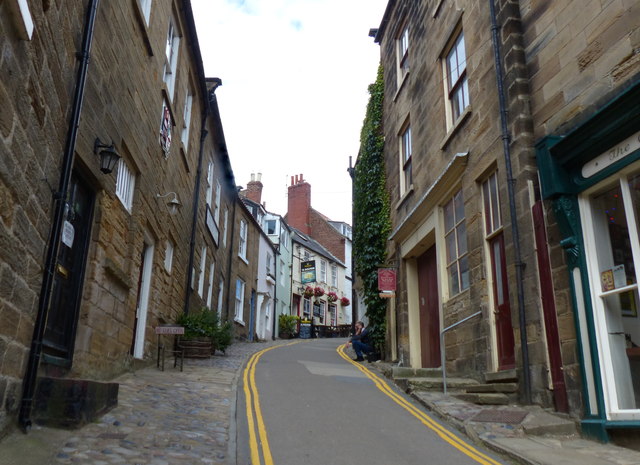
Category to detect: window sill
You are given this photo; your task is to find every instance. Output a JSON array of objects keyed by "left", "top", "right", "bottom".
[
  {"left": 234, "top": 318, "right": 246, "bottom": 326},
  {"left": 238, "top": 255, "right": 249, "bottom": 265},
  {"left": 393, "top": 71, "right": 410, "bottom": 102},
  {"left": 395, "top": 184, "right": 414, "bottom": 210},
  {"left": 440, "top": 106, "right": 472, "bottom": 150}
]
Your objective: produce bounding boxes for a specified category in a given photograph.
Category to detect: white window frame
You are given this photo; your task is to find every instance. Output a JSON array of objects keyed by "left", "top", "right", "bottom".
[
  {"left": 198, "top": 246, "right": 207, "bottom": 297},
  {"left": 115, "top": 158, "right": 136, "bottom": 212},
  {"left": 206, "top": 161, "right": 214, "bottom": 207},
  {"left": 331, "top": 264, "right": 338, "bottom": 287},
  {"left": 164, "top": 240, "right": 174, "bottom": 272},
  {"left": 303, "top": 297, "right": 311, "bottom": 319},
  {"left": 181, "top": 90, "right": 193, "bottom": 151},
  {"left": 320, "top": 260, "right": 327, "bottom": 283},
  {"left": 159, "top": 98, "right": 173, "bottom": 157},
  {"left": 9, "top": 0, "right": 34, "bottom": 40},
  {"left": 443, "top": 29, "right": 470, "bottom": 127},
  {"left": 163, "top": 16, "right": 180, "bottom": 100},
  {"left": 235, "top": 278, "right": 246, "bottom": 323},
  {"left": 214, "top": 180, "right": 221, "bottom": 224},
  {"left": 238, "top": 220, "right": 248, "bottom": 260},
  {"left": 399, "top": 122, "right": 412, "bottom": 195},
  {"left": 138, "top": 0, "right": 152, "bottom": 26},
  {"left": 206, "top": 261, "right": 215, "bottom": 308},
  {"left": 443, "top": 190, "right": 469, "bottom": 297},
  {"left": 396, "top": 22, "right": 409, "bottom": 86}
]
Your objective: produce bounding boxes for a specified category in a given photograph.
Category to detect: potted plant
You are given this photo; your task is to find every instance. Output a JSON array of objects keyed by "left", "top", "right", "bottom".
[
  {"left": 303, "top": 285, "right": 315, "bottom": 298},
  {"left": 313, "top": 286, "right": 325, "bottom": 298},
  {"left": 327, "top": 291, "right": 338, "bottom": 303},
  {"left": 340, "top": 296, "right": 350, "bottom": 306},
  {"left": 176, "top": 308, "right": 217, "bottom": 358},
  {"left": 278, "top": 314, "right": 300, "bottom": 339}
]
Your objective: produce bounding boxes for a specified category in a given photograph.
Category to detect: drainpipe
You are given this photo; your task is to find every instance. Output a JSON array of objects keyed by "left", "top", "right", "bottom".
[
  {"left": 18, "top": 0, "right": 101, "bottom": 432},
  {"left": 348, "top": 157, "right": 357, "bottom": 332},
  {"left": 488, "top": 0, "right": 531, "bottom": 403}
]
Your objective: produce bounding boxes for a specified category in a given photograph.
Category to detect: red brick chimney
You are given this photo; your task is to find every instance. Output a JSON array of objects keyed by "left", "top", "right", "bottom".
[
  {"left": 244, "top": 173, "right": 263, "bottom": 204},
  {"left": 287, "top": 174, "right": 311, "bottom": 234}
]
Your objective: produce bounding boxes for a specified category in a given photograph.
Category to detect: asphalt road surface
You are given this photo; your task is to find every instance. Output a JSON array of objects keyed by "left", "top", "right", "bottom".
[{"left": 236, "top": 338, "right": 510, "bottom": 465}]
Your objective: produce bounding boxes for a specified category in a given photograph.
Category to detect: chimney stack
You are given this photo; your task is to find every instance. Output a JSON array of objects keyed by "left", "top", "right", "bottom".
[
  {"left": 287, "top": 174, "right": 311, "bottom": 234},
  {"left": 244, "top": 172, "right": 264, "bottom": 204}
]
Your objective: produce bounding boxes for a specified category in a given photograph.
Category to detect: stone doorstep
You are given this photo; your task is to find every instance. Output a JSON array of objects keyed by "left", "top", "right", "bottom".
[
  {"left": 454, "top": 392, "right": 511, "bottom": 405},
  {"left": 392, "top": 366, "right": 443, "bottom": 378},
  {"left": 464, "top": 382, "right": 519, "bottom": 393},
  {"left": 408, "top": 377, "right": 480, "bottom": 391},
  {"left": 485, "top": 369, "right": 518, "bottom": 383}
]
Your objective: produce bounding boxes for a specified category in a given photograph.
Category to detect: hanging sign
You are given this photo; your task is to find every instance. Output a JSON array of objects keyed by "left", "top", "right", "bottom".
[
  {"left": 378, "top": 268, "right": 397, "bottom": 291},
  {"left": 301, "top": 260, "right": 316, "bottom": 284}
]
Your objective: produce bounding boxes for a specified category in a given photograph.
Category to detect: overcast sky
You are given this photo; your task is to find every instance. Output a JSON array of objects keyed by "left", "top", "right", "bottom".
[{"left": 191, "top": 0, "right": 388, "bottom": 224}]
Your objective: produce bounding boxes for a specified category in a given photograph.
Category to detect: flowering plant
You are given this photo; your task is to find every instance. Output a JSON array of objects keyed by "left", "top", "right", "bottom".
[
  {"left": 303, "top": 286, "right": 315, "bottom": 297},
  {"left": 313, "top": 286, "right": 325, "bottom": 297},
  {"left": 340, "top": 296, "right": 350, "bottom": 306},
  {"left": 326, "top": 291, "right": 338, "bottom": 303}
]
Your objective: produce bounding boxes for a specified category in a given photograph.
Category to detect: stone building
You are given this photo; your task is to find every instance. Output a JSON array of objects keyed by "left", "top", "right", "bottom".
[
  {"left": 370, "top": 0, "right": 640, "bottom": 444},
  {"left": 0, "top": 0, "right": 241, "bottom": 433},
  {"left": 529, "top": 0, "right": 640, "bottom": 442},
  {"left": 371, "top": 0, "right": 552, "bottom": 414}
]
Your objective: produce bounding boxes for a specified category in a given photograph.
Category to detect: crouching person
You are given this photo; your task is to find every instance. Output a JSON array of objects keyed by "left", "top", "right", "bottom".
[{"left": 346, "top": 321, "right": 372, "bottom": 362}]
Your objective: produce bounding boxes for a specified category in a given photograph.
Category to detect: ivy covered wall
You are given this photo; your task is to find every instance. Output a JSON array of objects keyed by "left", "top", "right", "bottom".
[{"left": 353, "top": 64, "right": 391, "bottom": 351}]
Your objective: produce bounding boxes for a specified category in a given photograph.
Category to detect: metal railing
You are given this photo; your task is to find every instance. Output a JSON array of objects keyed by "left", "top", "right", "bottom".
[{"left": 440, "top": 310, "right": 482, "bottom": 395}]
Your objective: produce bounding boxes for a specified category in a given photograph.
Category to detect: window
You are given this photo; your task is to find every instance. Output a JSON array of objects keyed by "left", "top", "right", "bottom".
[
  {"left": 265, "top": 219, "right": 277, "bottom": 235},
  {"left": 267, "top": 253, "right": 273, "bottom": 275},
  {"left": 303, "top": 297, "right": 311, "bottom": 319},
  {"left": 396, "top": 23, "right": 409, "bottom": 85},
  {"left": 238, "top": 220, "right": 248, "bottom": 260},
  {"left": 280, "top": 259, "right": 285, "bottom": 285},
  {"left": 223, "top": 208, "right": 229, "bottom": 248},
  {"left": 329, "top": 303, "right": 337, "bottom": 326},
  {"left": 217, "top": 279, "right": 224, "bottom": 318},
  {"left": 331, "top": 264, "right": 337, "bottom": 287},
  {"left": 445, "top": 30, "right": 469, "bottom": 124},
  {"left": 159, "top": 98, "right": 172, "bottom": 156},
  {"left": 482, "top": 172, "right": 502, "bottom": 236},
  {"left": 214, "top": 180, "right": 221, "bottom": 224},
  {"left": 163, "top": 17, "right": 180, "bottom": 99},
  {"left": 138, "top": 0, "right": 152, "bottom": 26},
  {"left": 116, "top": 158, "right": 135, "bottom": 212},
  {"left": 313, "top": 300, "right": 325, "bottom": 324},
  {"left": 303, "top": 250, "right": 310, "bottom": 261},
  {"left": 400, "top": 123, "right": 412, "bottom": 194},
  {"left": 443, "top": 190, "right": 469, "bottom": 296},
  {"left": 206, "top": 161, "right": 214, "bottom": 207},
  {"left": 164, "top": 240, "right": 174, "bottom": 272},
  {"left": 320, "top": 260, "right": 327, "bottom": 283},
  {"left": 206, "top": 261, "right": 215, "bottom": 308},
  {"left": 198, "top": 246, "right": 207, "bottom": 297},
  {"left": 181, "top": 90, "right": 193, "bottom": 151},
  {"left": 234, "top": 278, "right": 245, "bottom": 323}
]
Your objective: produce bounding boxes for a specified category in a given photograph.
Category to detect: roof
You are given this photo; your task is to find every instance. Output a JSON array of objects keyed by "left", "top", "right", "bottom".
[{"left": 291, "top": 228, "right": 345, "bottom": 267}]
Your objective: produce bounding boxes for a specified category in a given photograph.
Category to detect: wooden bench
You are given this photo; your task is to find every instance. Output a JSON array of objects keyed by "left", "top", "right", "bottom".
[{"left": 155, "top": 325, "right": 185, "bottom": 371}]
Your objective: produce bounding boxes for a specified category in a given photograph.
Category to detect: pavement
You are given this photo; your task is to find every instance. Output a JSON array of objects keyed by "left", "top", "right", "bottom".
[{"left": 0, "top": 339, "right": 638, "bottom": 465}]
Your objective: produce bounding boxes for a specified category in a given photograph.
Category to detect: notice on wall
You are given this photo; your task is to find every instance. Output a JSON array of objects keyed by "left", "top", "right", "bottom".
[{"left": 62, "top": 220, "right": 75, "bottom": 248}]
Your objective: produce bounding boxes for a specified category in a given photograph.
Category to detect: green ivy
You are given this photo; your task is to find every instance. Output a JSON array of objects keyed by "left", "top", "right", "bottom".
[{"left": 353, "top": 64, "right": 390, "bottom": 352}]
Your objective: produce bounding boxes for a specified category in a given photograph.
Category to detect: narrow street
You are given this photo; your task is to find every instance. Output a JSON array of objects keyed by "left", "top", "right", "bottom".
[{"left": 236, "top": 339, "right": 509, "bottom": 465}]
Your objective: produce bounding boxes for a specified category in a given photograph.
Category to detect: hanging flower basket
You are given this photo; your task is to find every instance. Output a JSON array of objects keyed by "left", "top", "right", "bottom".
[
  {"left": 327, "top": 291, "right": 338, "bottom": 303},
  {"left": 314, "top": 286, "right": 325, "bottom": 297},
  {"left": 340, "top": 296, "right": 350, "bottom": 306},
  {"left": 303, "top": 285, "right": 315, "bottom": 298}
]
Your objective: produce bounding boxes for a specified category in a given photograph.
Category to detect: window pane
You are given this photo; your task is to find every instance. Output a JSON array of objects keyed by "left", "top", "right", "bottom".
[
  {"left": 457, "top": 33, "right": 466, "bottom": 69},
  {"left": 490, "top": 173, "right": 501, "bottom": 230},
  {"left": 445, "top": 232, "right": 456, "bottom": 264},
  {"left": 454, "top": 191, "right": 464, "bottom": 222},
  {"left": 448, "top": 264, "right": 459, "bottom": 295},
  {"left": 459, "top": 256, "right": 470, "bottom": 290},
  {"left": 457, "top": 222, "right": 467, "bottom": 255},
  {"left": 444, "top": 199, "right": 454, "bottom": 231},
  {"left": 404, "top": 159, "right": 412, "bottom": 188}
]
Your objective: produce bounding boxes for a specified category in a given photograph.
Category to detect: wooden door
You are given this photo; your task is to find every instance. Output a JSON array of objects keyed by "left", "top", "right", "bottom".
[
  {"left": 418, "top": 246, "right": 441, "bottom": 367},
  {"left": 489, "top": 233, "right": 516, "bottom": 369}
]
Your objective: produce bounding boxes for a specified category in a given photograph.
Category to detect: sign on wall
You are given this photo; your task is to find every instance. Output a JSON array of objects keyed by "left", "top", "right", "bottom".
[{"left": 301, "top": 260, "right": 316, "bottom": 284}]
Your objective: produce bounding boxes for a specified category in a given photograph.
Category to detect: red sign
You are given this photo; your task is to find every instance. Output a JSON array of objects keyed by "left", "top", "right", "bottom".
[{"left": 378, "top": 268, "right": 397, "bottom": 291}]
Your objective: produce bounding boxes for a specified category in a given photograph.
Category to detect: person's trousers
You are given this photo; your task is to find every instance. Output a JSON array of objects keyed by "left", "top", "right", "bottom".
[{"left": 352, "top": 340, "right": 372, "bottom": 358}]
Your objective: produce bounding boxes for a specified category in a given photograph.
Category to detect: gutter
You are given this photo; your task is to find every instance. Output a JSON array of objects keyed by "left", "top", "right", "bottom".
[{"left": 18, "top": 0, "right": 101, "bottom": 432}]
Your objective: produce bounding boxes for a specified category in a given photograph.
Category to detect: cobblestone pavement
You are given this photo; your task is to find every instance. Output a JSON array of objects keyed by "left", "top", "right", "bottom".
[{"left": 0, "top": 340, "right": 284, "bottom": 465}]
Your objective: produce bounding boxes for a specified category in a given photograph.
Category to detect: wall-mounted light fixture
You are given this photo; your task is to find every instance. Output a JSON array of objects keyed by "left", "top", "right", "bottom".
[
  {"left": 94, "top": 138, "right": 121, "bottom": 174},
  {"left": 156, "top": 192, "right": 181, "bottom": 215}
]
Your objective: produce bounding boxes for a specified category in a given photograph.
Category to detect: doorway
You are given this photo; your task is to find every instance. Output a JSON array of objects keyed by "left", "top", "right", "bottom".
[
  {"left": 44, "top": 174, "right": 95, "bottom": 362},
  {"left": 417, "top": 246, "right": 441, "bottom": 367},
  {"left": 131, "top": 238, "right": 154, "bottom": 359}
]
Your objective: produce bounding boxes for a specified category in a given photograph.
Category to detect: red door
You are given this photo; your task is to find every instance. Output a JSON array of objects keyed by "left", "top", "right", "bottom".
[
  {"left": 489, "top": 233, "right": 516, "bottom": 370},
  {"left": 417, "top": 246, "right": 441, "bottom": 367},
  {"left": 533, "top": 201, "right": 569, "bottom": 412}
]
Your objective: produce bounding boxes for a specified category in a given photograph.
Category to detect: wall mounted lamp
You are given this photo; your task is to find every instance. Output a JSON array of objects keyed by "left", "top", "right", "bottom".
[
  {"left": 156, "top": 192, "right": 182, "bottom": 215},
  {"left": 94, "top": 138, "right": 121, "bottom": 174}
]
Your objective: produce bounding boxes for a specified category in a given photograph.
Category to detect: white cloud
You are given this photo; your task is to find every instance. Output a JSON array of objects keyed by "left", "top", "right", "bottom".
[{"left": 192, "top": 0, "right": 387, "bottom": 223}]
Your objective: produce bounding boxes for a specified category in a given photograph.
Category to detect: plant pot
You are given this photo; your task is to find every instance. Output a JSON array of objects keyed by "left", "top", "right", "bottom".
[{"left": 179, "top": 338, "right": 212, "bottom": 358}]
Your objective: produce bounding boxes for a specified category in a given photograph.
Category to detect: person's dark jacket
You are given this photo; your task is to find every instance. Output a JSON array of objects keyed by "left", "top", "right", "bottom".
[{"left": 351, "top": 327, "right": 372, "bottom": 345}]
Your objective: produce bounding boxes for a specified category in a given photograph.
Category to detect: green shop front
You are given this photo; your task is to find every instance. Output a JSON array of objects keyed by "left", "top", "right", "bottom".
[{"left": 536, "top": 82, "right": 640, "bottom": 441}]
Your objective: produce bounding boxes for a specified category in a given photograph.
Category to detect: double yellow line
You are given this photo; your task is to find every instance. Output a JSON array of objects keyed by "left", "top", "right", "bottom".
[
  {"left": 336, "top": 344, "right": 503, "bottom": 465},
  {"left": 243, "top": 341, "right": 302, "bottom": 465}
]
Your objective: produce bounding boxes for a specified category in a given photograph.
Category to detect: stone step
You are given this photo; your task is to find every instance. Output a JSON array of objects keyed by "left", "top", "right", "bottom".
[
  {"left": 485, "top": 369, "right": 518, "bottom": 383},
  {"left": 521, "top": 409, "right": 578, "bottom": 436},
  {"left": 408, "top": 377, "right": 480, "bottom": 391},
  {"left": 392, "top": 366, "right": 442, "bottom": 379},
  {"left": 464, "top": 382, "right": 518, "bottom": 393},
  {"left": 453, "top": 392, "right": 511, "bottom": 405}
]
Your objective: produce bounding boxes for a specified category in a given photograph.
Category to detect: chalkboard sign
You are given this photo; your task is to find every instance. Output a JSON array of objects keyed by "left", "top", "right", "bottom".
[{"left": 299, "top": 323, "right": 311, "bottom": 339}]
